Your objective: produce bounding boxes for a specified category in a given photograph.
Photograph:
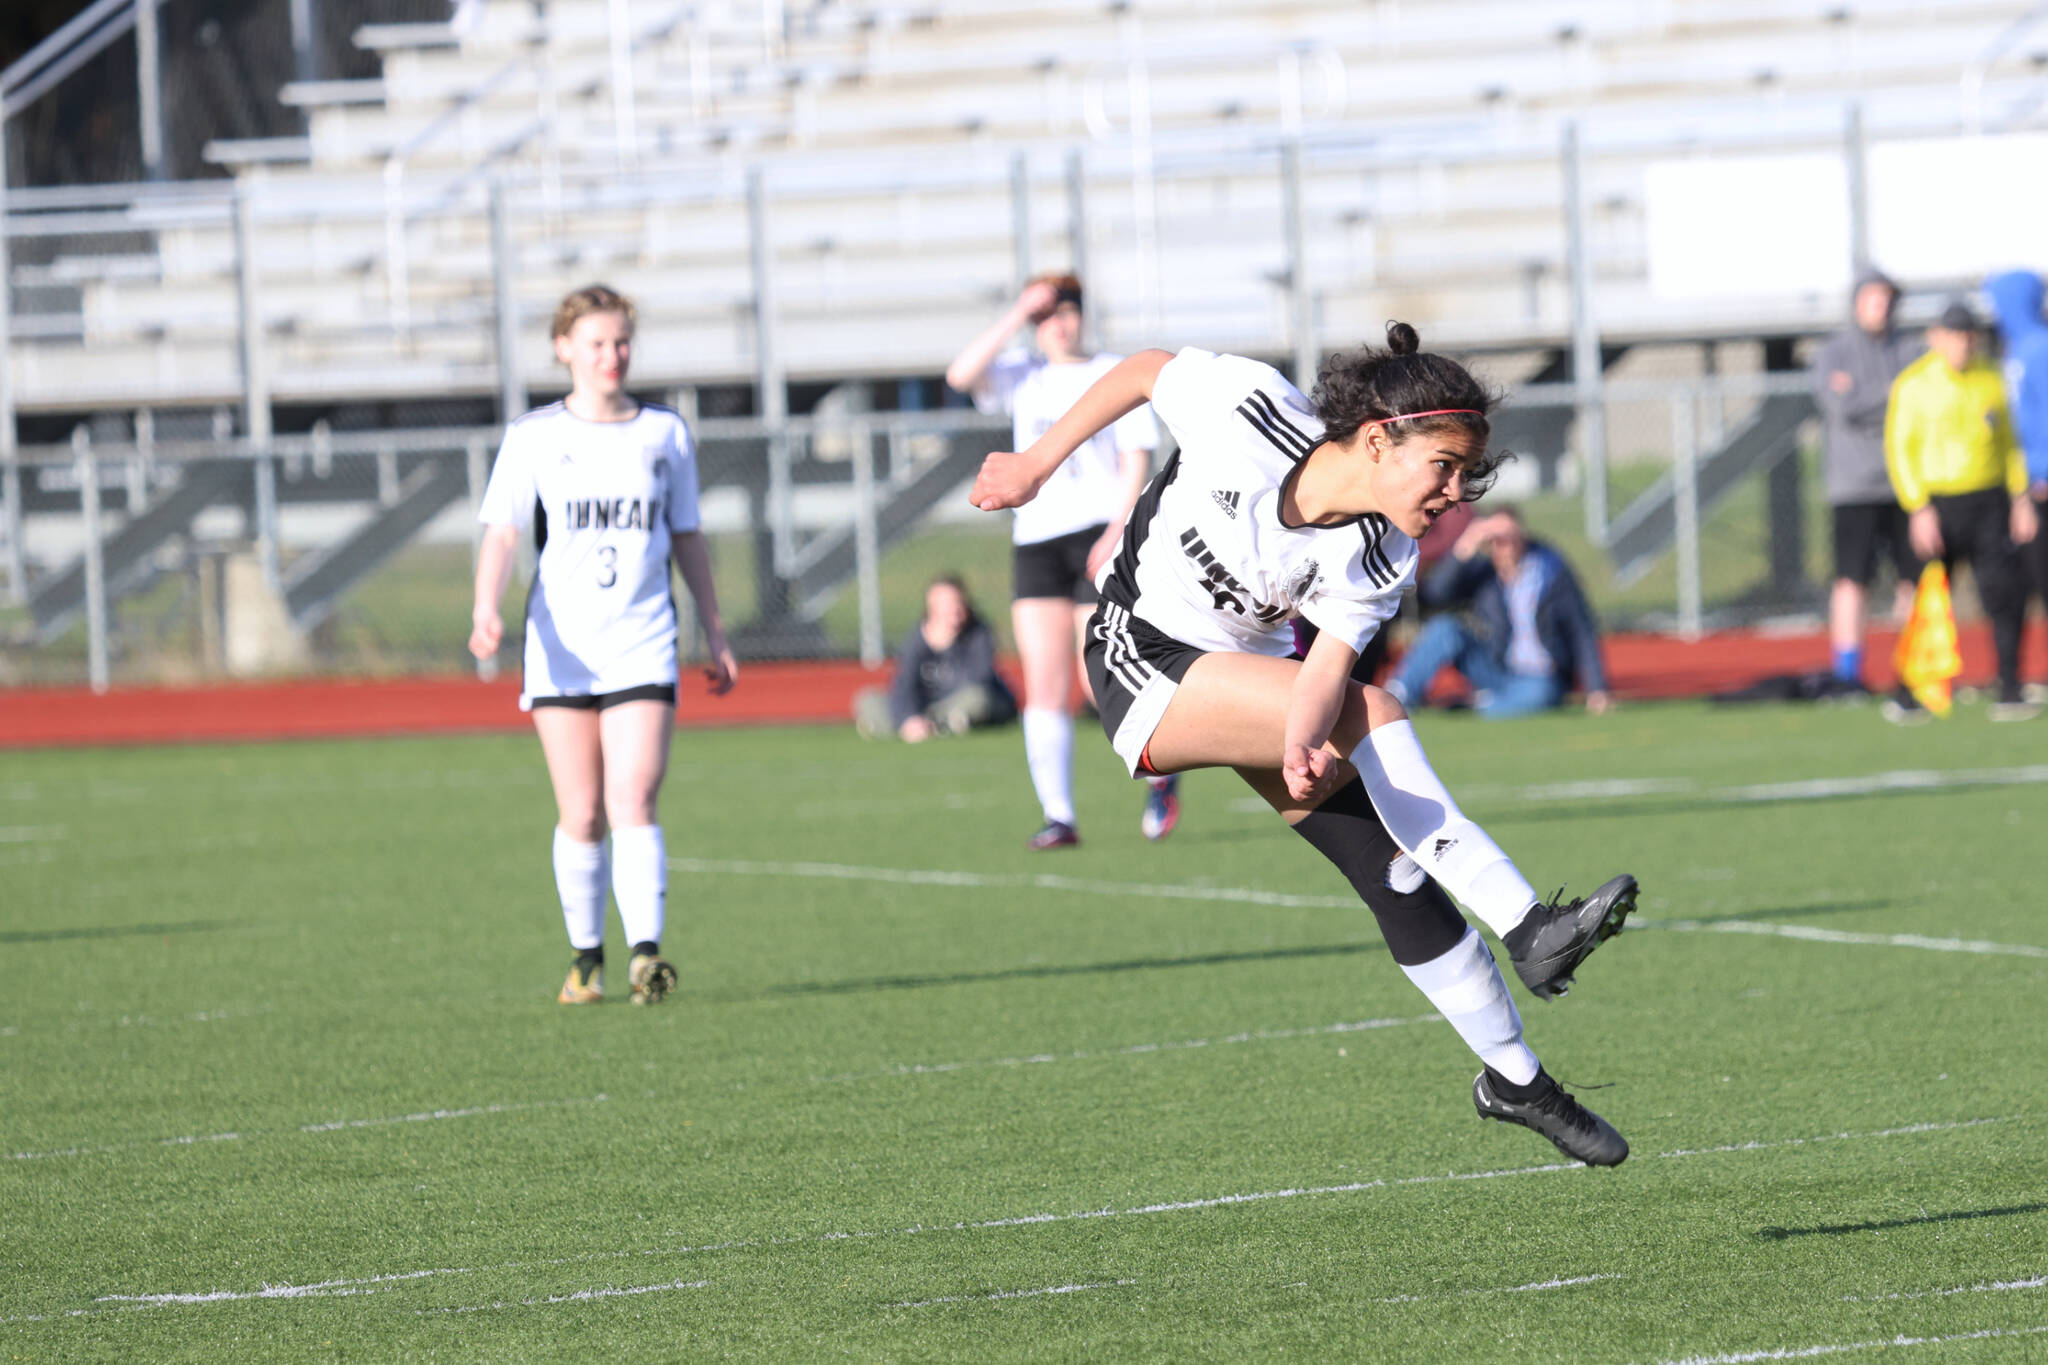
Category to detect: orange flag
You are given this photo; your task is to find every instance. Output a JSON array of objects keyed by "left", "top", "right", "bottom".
[{"left": 1893, "top": 562, "right": 1962, "bottom": 716}]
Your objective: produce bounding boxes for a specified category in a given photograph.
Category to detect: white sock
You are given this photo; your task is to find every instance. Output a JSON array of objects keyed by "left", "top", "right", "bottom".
[
  {"left": 552, "top": 829, "right": 608, "bottom": 952},
  {"left": 610, "top": 824, "right": 667, "bottom": 950},
  {"left": 1349, "top": 720, "right": 1538, "bottom": 937},
  {"left": 1022, "top": 707, "right": 1077, "bottom": 826},
  {"left": 1401, "top": 927, "right": 1540, "bottom": 1084}
]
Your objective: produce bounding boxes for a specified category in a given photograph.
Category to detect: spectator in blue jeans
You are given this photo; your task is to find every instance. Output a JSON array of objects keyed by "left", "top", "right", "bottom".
[{"left": 1386, "top": 507, "right": 1612, "bottom": 718}]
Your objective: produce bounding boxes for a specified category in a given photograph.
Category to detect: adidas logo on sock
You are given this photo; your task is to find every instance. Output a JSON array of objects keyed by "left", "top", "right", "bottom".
[
  {"left": 1212, "top": 490, "right": 1241, "bottom": 519},
  {"left": 1433, "top": 836, "right": 1458, "bottom": 858}
]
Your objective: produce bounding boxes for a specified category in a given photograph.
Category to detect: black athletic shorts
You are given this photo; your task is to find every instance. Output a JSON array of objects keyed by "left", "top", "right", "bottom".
[
  {"left": 1832, "top": 500, "right": 1919, "bottom": 587},
  {"left": 530, "top": 683, "right": 677, "bottom": 711},
  {"left": 1013, "top": 524, "right": 1106, "bottom": 603},
  {"left": 1083, "top": 600, "right": 1206, "bottom": 776}
]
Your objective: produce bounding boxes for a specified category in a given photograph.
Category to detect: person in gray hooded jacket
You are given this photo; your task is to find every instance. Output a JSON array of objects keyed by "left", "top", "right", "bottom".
[{"left": 1812, "top": 267, "right": 1923, "bottom": 688}]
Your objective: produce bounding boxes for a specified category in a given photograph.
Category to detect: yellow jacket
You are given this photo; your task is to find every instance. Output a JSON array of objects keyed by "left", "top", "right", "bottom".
[{"left": 1884, "top": 352, "right": 2025, "bottom": 511}]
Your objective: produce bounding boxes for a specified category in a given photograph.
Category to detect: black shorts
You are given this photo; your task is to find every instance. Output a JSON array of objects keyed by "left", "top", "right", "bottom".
[
  {"left": 1831, "top": 501, "right": 1918, "bottom": 587},
  {"left": 530, "top": 683, "right": 677, "bottom": 711},
  {"left": 1083, "top": 600, "right": 1206, "bottom": 776},
  {"left": 1013, "top": 524, "right": 1106, "bottom": 604}
]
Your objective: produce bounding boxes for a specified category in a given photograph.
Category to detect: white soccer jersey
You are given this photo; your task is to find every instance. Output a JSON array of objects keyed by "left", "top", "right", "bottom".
[
  {"left": 974, "top": 350, "right": 1159, "bottom": 546},
  {"left": 1101, "top": 347, "right": 1417, "bottom": 657},
  {"left": 477, "top": 401, "right": 702, "bottom": 707}
]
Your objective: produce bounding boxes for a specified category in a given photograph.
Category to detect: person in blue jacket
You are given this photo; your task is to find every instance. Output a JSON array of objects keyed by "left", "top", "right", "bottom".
[
  {"left": 1386, "top": 506, "right": 1612, "bottom": 717},
  {"left": 1986, "top": 270, "right": 2048, "bottom": 658}
]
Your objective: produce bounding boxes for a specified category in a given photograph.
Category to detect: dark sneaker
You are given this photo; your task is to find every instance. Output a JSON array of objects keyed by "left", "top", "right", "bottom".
[
  {"left": 1473, "top": 1069, "right": 1629, "bottom": 1167},
  {"left": 1504, "top": 874, "right": 1637, "bottom": 1000},
  {"left": 1140, "top": 776, "right": 1181, "bottom": 841},
  {"left": 1027, "top": 820, "right": 1080, "bottom": 851}
]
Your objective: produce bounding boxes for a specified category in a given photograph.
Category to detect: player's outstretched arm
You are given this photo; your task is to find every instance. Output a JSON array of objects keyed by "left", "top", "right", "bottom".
[
  {"left": 469, "top": 522, "right": 520, "bottom": 660},
  {"left": 1282, "top": 627, "right": 1362, "bottom": 805},
  {"left": 945, "top": 281, "right": 1056, "bottom": 395},
  {"left": 672, "top": 529, "right": 738, "bottom": 694},
  {"left": 971, "top": 348, "right": 1173, "bottom": 512}
]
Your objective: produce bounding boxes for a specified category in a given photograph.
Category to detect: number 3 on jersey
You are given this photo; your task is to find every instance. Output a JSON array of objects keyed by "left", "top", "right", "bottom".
[{"left": 595, "top": 544, "right": 617, "bottom": 588}]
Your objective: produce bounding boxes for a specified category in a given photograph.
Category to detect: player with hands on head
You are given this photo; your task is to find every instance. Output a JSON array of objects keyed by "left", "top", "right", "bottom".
[
  {"left": 948, "top": 274, "right": 1180, "bottom": 849},
  {"left": 470, "top": 284, "right": 737, "bottom": 1007},
  {"left": 972, "top": 322, "right": 1640, "bottom": 1166},
  {"left": 1385, "top": 505, "right": 1612, "bottom": 718}
]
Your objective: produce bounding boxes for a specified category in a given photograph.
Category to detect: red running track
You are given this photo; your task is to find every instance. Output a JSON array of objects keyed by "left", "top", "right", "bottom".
[{"left": 1, "top": 623, "right": 2041, "bottom": 749}]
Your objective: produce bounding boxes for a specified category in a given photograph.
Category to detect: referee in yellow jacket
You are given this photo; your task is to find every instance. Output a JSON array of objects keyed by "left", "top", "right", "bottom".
[{"left": 1885, "top": 299, "right": 2040, "bottom": 719}]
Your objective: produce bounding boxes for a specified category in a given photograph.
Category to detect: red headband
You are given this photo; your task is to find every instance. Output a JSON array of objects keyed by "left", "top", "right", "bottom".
[{"left": 1365, "top": 408, "right": 1482, "bottom": 426}]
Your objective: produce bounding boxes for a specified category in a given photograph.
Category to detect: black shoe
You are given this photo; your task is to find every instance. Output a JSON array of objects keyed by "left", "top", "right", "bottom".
[
  {"left": 1473, "top": 1069, "right": 1629, "bottom": 1167},
  {"left": 1027, "top": 820, "right": 1080, "bottom": 850},
  {"left": 1503, "top": 874, "right": 1637, "bottom": 1000}
]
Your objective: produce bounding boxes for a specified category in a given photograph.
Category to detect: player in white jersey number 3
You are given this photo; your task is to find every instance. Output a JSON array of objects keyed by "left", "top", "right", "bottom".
[
  {"left": 471, "top": 285, "right": 739, "bottom": 1007},
  {"left": 972, "top": 322, "right": 1640, "bottom": 1166},
  {"left": 948, "top": 275, "right": 1182, "bottom": 849}
]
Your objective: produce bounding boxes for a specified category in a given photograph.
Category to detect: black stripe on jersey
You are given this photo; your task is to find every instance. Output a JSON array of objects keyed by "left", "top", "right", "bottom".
[
  {"left": 1236, "top": 396, "right": 1313, "bottom": 463},
  {"left": 1359, "top": 513, "right": 1396, "bottom": 587},
  {"left": 507, "top": 400, "right": 567, "bottom": 431},
  {"left": 1102, "top": 450, "right": 1182, "bottom": 609},
  {"left": 1247, "top": 390, "right": 1318, "bottom": 458}
]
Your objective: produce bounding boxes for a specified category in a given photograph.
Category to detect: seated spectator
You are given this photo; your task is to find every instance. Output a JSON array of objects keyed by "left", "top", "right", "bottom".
[
  {"left": 854, "top": 576, "right": 1018, "bottom": 742},
  {"left": 1385, "top": 507, "right": 1611, "bottom": 718}
]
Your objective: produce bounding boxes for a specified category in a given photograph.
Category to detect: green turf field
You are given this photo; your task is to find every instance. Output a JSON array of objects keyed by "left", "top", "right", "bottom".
[{"left": 4, "top": 700, "right": 2045, "bottom": 1361}]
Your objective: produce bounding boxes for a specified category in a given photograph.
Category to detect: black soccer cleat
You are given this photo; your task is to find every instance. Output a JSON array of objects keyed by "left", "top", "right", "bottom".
[
  {"left": 1473, "top": 1070, "right": 1629, "bottom": 1167},
  {"left": 1503, "top": 874, "right": 1637, "bottom": 1000}
]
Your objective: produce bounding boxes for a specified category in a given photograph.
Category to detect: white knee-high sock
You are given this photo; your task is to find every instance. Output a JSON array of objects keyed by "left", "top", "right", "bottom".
[
  {"left": 1349, "top": 720, "right": 1538, "bottom": 937},
  {"left": 610, "top": 824, "right": 667, "bottom": 950},
  {"left": 552, "top": 829, "right": 608, "bottom": 952},
  {"left": 1022, "top": 707, "right": 1077, "bottom": 826},
  {"left": 1401, "top": 927, "right": 1540, "bottom": 1084}
]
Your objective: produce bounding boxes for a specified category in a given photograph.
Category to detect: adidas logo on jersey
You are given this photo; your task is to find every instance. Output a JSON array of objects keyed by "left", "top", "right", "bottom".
[
  {"left": 1212, "top": 490, "right": 1241, "bottom": 519},
  {"left": 1433, "top": 837, "right": 1459, "bottom": 858}
]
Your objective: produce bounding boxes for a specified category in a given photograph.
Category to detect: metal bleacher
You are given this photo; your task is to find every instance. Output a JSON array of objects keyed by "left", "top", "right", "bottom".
[{"left": 11, "top": 0, "right": 2048, "bottom": 681}]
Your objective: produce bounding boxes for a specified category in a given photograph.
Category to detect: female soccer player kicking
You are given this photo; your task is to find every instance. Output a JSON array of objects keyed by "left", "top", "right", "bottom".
[
  {"left": 971, "top": 324, "right": 1637, "bottom": 1165},
  {"left": 948, "top": 275, "right": 1181, "bottom": 848},
  {"left": 469, "top": 285, "right": 738, "bottom": 1006}
]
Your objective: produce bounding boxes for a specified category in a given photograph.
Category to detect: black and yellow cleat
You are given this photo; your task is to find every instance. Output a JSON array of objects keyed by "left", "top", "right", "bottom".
[
  {"left": 558, "top": 958, "right": 604, "bottom": 1005},
  {"left": 628, "top": 952, "right": 677, "bottom": 1005}
]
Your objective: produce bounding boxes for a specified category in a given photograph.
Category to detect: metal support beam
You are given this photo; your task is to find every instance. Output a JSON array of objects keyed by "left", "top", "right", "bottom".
[
  {"left": 1844, "top": 100, "right": 1870, "bottom": 269},
  {"left": 1563, "top": 121, "right": 1608, "bottom": 544},
  {"left": 135, "top": 0, "right": 166, "bottom": 180},
  {"left": 234, "top": 185, "right": 278, "bottom": 593},
  {"left": 489, "top": 179, "right": 525, "bottom": 423},
  {"left": 289, "top": 0, "right": 320, "bottom": 130},
  {"left": 1280, "top": 135, "right": 1316, "bottom": 390},
  {"left": 607, "top": 0, "right": 637, "bottom": 167},
  {"left": 0, "top": 133, "right": 22, "bottom": 604},
  {"left": 852, "top": 419, "right": 882, "bottom": 668},
  {"left": 75, "top": 427, "right": 110, "bottom": 692},
  {"left": 748, "top": 165, "right": 791, "bottom": 617},
  {"left": 1064, "top": 147, "right": 1088, "bottom": 284},
  {"left": 1009, "top": 149, "right": 1033, "bottom": 291},
  {"left": 1671, "top": 397, "right": 1702, "bottom": 639}
]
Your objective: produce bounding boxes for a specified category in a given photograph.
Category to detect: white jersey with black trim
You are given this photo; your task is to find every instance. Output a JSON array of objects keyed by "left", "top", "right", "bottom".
[
  {"left": 477, "top": 401, "right": 702, "bottom": 707},
  {"left": 1098, "top": 347, "right": 1417, "bottom": 658},
  {"left": 973, "top": 350, "right": 1159, "bottom": 546}
]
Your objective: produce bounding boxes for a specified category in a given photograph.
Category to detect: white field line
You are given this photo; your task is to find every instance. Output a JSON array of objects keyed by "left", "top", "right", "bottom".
[
  {"left": 103, "top": 1268, "right": 469, "bottom": 1305},
  {"left": 669, "top": 856, "right": 1357, "bottom": 911},
  {"left": 1650, "top": 1323, "right": 2048, "bottom": 1364},
  {"left": 0, "top": 825, "right": 64, "bottom": 844},
  {"left": 670, "top": 856, "right": 2048, "bottom": 962},
  {"left": 813, "top": 1015, "right": 1442, "bottom": 1084},
  {"left": 60, "top": 1116, "right": 2007, "bottom": 1321},
  {"left": 7, "top": 1095, "right": 606, "bottom": 1162},
  {"left": 1843, "top": 1274, "right": 2047, "bottom": 1303},
  {"left": 419, "top": 1279, "right": 710, "bottom": 1315},
  {"left": 1636, "top": 918, "right": 2048, "bottom": 960},
  {"left": 888, "top": 1279, "right": 1138, "bottom": 1309},
  {"left": 1375, "top": 1272, "right": 1621, "bottom": 1304}
]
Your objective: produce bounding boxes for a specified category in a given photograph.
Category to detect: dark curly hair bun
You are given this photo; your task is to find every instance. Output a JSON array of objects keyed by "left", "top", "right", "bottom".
[{"left": 1309, "top": 322, "right": 1511, "bottom": 501}]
